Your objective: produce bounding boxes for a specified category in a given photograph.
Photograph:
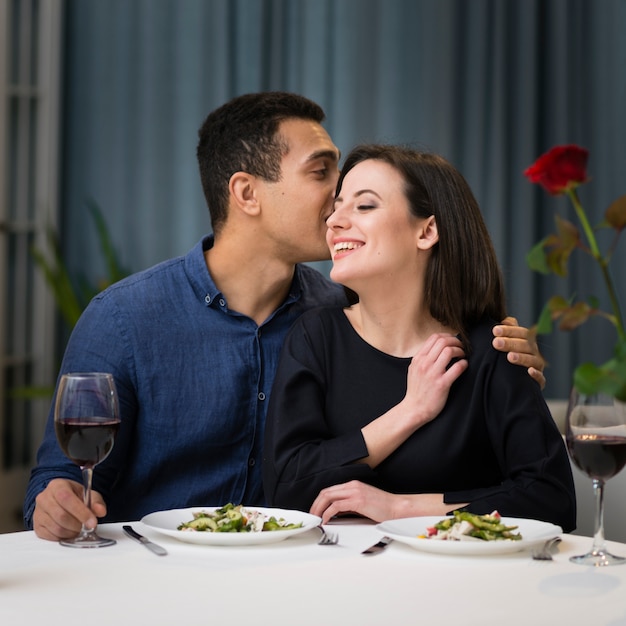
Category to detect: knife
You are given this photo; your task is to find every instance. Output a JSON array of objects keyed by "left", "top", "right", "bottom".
[
  {"left": 122, "top": 525, "right": 168, "bottom": 556},
  {"left": 362, "top": 536, "right": 393, "bottom": 555}
]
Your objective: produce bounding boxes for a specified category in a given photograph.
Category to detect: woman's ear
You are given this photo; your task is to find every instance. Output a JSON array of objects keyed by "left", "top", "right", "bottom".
[
  {"left": 417, "top": 215, "right": 439, "bottom": 250},
  {"left": 229, "top": 172, "right": 261, "bottom": 217}
]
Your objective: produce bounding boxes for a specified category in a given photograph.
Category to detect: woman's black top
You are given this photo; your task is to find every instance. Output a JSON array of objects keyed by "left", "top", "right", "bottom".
[{"left": 263, "top": 307, "right": 576, "bottom": 532}]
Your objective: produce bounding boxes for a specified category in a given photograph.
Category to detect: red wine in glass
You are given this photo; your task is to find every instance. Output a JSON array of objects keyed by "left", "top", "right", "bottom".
[
  {"left": 55, "top": 418, "right": 120, "bottom": 468},
  {"left": 54, "top": 373, "right": 121, "bottom": 548},
  {"left": 568, "top": 434, "right": 626, "bottom": 481},
  {"left": 565, "top": 390, "right": 626, "bottom": 566}
]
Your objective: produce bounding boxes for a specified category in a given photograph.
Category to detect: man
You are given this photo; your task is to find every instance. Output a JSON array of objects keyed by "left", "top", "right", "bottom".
[{"left": 25, "top": 92, "right": 544, "bottom": 541}]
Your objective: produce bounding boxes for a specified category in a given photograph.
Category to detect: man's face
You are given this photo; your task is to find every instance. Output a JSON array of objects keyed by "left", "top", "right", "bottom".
[{"left": 257, "top": 118, "right": 340, "bottom": 263}]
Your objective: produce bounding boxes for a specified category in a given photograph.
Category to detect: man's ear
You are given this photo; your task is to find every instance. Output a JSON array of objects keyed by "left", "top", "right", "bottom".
[
  {"left": 229, "top": 172, "right": 261, "bottom": 217},
  {"left": 417, "top": 215, "right": 439, "bottom": 250}
]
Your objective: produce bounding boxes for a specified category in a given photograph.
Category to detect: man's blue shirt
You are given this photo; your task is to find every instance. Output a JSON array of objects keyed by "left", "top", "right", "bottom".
[{"left": 23, "top": 236, "right": 346, "bottom": 527}]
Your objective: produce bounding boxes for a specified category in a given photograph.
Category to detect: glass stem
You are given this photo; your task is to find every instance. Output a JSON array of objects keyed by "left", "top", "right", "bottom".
[
  {"left": 81, "top": 466, "right": 94, "bottom": 535},
  {"left": 591, "top": 478, "right": 607, "bottom": 554}
]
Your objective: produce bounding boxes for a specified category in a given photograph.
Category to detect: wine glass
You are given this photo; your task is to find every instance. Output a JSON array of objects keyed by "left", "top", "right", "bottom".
[
  {"left": 565, "top": 389, "right": 626, "bottom": 566},
  {"left": 54, "top": 372, "right": 121, "bottom": 548}
]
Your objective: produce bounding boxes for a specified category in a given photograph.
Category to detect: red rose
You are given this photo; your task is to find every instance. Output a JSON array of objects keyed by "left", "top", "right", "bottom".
[{"left": 524, "top": 144, "right": 589, "bottom": 195}]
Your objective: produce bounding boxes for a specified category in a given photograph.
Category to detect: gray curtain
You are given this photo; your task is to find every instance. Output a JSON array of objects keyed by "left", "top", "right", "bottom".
[{"left": 60, "top": 0, "right": 626, "bottom": 399}]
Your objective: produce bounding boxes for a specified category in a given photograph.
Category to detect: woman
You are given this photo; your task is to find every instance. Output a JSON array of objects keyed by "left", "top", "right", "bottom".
[{"left": 262, "top": 145, "right": 576, "bottom": 531}]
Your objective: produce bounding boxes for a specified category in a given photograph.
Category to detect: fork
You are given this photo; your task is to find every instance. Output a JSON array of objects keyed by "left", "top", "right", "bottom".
[
  {"left": 317, "top": 524, "right": 339, "bottom": 545},
  {"left": 531, "top": 536, "right": 562, "bottom": 560}
]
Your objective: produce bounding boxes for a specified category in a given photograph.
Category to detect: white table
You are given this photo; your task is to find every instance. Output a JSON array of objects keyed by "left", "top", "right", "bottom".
[{"left": 2, "top": 519, "right": 626, "bottom": 625}]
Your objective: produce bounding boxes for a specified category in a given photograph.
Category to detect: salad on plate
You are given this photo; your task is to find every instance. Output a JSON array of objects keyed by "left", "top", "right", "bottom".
[
  {"left": 422, "top": 510, "right": 522, "bottom": 542},
  {"left": 177, "top": 503, "right": 303, "bottom": 533}
]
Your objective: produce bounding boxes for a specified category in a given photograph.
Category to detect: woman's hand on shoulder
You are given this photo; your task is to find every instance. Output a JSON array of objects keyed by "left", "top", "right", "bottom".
[{"left": 404, "top": 333, "right": 468, "bottom": 427}]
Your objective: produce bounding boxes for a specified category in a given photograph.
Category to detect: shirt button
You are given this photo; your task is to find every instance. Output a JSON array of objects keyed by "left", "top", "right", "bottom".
[
  {"left": 204, "top": 294, "right": 211, "bottom": 304},
  {"left": 219, "top": 298, "right": 226, "bottom": 307},
  {"left": 258, "top": 392, "right": 266, "bottom": 401},
  {"left": 248, "top": 458, "right": 256, "bottom": 467}
]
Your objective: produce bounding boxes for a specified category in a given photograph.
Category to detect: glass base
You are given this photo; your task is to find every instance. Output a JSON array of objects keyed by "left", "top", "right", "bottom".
[
  {"left": 569, "top": 549, "right": 626, "bottom": 567},
  {"left": 59, "top": 531, "right": 116, "bottom": 548}
]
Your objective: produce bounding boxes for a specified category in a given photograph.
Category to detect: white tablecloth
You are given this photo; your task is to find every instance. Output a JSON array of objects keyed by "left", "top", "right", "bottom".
[{"left": 2, "top": 518, "right": 626, "bottom": 625}]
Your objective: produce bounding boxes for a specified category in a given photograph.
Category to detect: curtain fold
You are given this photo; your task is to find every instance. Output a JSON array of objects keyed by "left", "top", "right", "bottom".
[{"left": 60, "top": 0, "right": 626, "bottom": 398}]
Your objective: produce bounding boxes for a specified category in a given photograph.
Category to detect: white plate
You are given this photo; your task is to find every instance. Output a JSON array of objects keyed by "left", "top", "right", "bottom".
[
  {"left": 376, "top": 516, "right": 562, "bottom": 556},
  {"left": 141, "top": 506, "right": 321, "bottom": 546}
]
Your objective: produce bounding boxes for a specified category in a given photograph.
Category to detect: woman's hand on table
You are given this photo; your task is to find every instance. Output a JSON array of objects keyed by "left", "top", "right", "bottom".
[
  {"left": 492, "top": 316, "right": 546, "bottom": 389},
  {"left": 310, "top": 480, "right": 459, "bottom": 524},
  {"left": 33, "top": 478, "right": 107, "bottom": 541}
]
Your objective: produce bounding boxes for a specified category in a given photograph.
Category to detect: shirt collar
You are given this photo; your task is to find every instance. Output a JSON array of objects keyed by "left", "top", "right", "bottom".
[
  {"left": 184, "top": 234, "right": 303, "bottom": 311},
  {"left": 183, "top": 235, "right": 222, "bottom": 307}
]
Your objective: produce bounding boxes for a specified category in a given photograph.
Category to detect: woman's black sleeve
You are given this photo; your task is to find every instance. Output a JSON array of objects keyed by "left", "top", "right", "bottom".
[{"left": 262, "top": 315, "right": 375, "bottom": 511}]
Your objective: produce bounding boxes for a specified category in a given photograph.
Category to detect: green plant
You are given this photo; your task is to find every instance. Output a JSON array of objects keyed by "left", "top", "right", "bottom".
[
  {"left": 32, "top": 199, "right": 129, "bottom": 329},
  {"left": 11, "top": 200, "right": 129, "bottom": 399},
  {"left": 524, "top": 145, "right": 626, "bottom": 401}
]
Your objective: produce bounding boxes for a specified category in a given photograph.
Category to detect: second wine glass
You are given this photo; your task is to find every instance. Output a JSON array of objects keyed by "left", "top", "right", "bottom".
[
  {"left": 54, "top": 372, "right": 120, "bottom": 548},
  {"left": 565, "top": 389, "right": 626, "bottom": 566}
]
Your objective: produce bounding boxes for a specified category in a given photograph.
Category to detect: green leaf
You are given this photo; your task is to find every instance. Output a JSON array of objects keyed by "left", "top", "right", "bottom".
[
  {"left": 86, "top": 198, "right": 129, "bottom": 284},
  {"left": 558, "top": 301, "right": 593, "bottom": 331},
  {"left": 526, "top": 239, "right": 551, "bottom": 274},
  {"left": 605, "top": 194, "right": 626, "bottom": 230},
  {"left": 527, "top": 218, "right": 581, "bottom": 278},
  {"left": 23, "top": 200, "right": 130, "bottom": 400},
  {"left": 574, "top": 351, "right": 626, "bottom": 402},
  {"left": 535, "top": 302, "right": 554, "bottom": 334},
  {"left": 547, "top": 294, "right": 571, "bottom": 313},
  {"left": 587, "top": 295, "right": 600, "bottom": 309},
  {"left": 31, "top": 200, "right": 130, "bottom": 331},
  {"left": 546, "top": 216, "right": 579, "bottom": 276},
  {"left": 8, "top": 386, "right": 56, "bottom": 399},
  {"left": 30, "top": 230, "right": 84, "bottom": 328}
]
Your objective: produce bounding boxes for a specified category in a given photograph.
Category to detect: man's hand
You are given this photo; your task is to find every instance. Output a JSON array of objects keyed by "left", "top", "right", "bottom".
[
  {"left": 492, "top": 316, "right": 546, "bottom": 389},
  {"left": 33, "top": 478, "right": 107, "bottom": 541}
]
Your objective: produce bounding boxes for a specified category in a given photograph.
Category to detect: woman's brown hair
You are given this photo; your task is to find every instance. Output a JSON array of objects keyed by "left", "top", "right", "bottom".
[{"left": 336, "top": 144, "right": 506, "bottom": 345}]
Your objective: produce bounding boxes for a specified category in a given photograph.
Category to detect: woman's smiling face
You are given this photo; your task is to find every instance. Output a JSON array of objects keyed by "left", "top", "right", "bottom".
[{"left": 326, "top": 159, "right": 425, "bottom": 289}]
